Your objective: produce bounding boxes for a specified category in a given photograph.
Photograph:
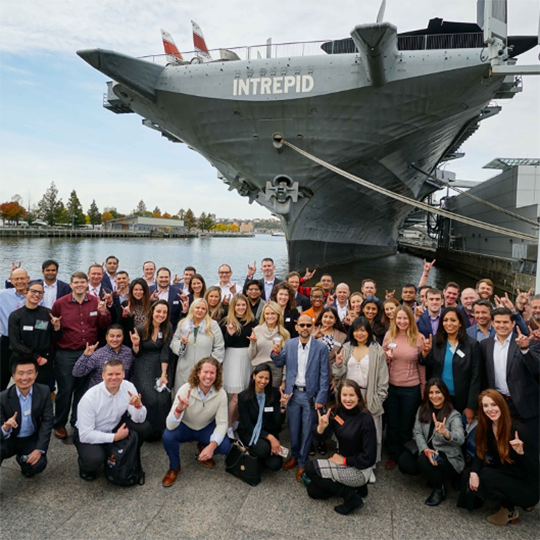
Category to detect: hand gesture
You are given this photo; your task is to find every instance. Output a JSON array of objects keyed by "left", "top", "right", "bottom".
[
  {"left": 529, "top": 325, "right": 540, "bottom": 341},
  {"left": 335, "top": 348, "right": 344, "bottom": 366},
  {"left": 303, "top": 267, "right": 316, "bottom": 281},
  {"left": 423, "top": 258, "right": 436, "bottom": 274},
  {"left": 181, "top": 331, "right": 191, "bottom": 346},
  {"left": 317, "top": 407, "right": 332, "bottom": 430},
  {"left": 432, "top": 413, "right": 448, "bottom": 437},
  {"left": 176, "top": 389, "right": 191, "bottom": 413},
  {"left": 127, "top": 390, "right": 142, "bottom": 408},
  {"left": 325, "top": 294, "right": 335, "bottom": 307},
  {"left": 11, "top": 261, "right": 22, "bottom": 272},
  {"left": 130, "top": 328, "right": 140, "bottom": 346},
  {"left": 222, "top": 295, "right": 230, "bottom": 307},
  {"left": 173, "top": 274, "right": 181, "bottom": 284},
  {"left": 515, "top": 326, "right": 531, "bottom": 350},
  {"left": 515, "top": 288, "right": 532, "bottom": 311},
  {"left": 385, "top": 347, "right": 394, "bottom": 362},
  {"left": 344, "top": 311, "right": 354, "bottom": 326},
  {"left": 247, "top": 329, "right": 257, "bottom": 343},
  {"left": 313, "top": 325, "right": 323, "bottom": 339},
  {"left": 97, "top": 300, "right": 107, "bottom": 315},
  {"left": 272, "top": 339, "right": 283, "bottom": 355},
  {"left": 385, "top": 289, "right": 396, "bottom": 300},
  {"left": 415, "top": 304, "right": 425, "bottom": 317},
  {"left": 3, "top": 411, "right": 18, "bottom": 432},
  {"left": 178, "top": 293, "right": 189, "bottom": 312},
  {"left": 102, "top": 291, "right": 113, "bottom": 306},
  {"left": 247, "top": 261, "right": 257, "bottom": 276},
  {"left": 113, "top": 423, "right": 129, "bottom": 441},
  {"left": 150, "top": 290, "right": 159, "bottom": 301},
  {"left": 229, "top": 282, "right": 237, "bottom": 295},
  {"left": 421, "top": 334, "right": 433, "bottom": 357},
  {"left": 509, "top": 431, "right": 524, "bottom": 455},
  {"left": 279, "top": 386, "right": 291, "bottom": 407},
  {"left": 226, "top": 323, "right": 236, "bottom": 336},
  {"left": 121, "top": 302, "right": 131, "bottom": 317},
  {"left": 49, "top": 313, "right": 61, "bottom": 331},
  {"left": 84, "top": 341, "right": 99, "bottom": 356}
]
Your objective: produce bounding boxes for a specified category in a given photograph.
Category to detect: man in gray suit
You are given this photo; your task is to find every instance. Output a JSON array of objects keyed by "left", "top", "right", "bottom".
[
  {"left": 272, "top": 314, "right": 329, "bottom": 481},
  {"left": 480, "top": 307, "right": 539, "bottom": 449}
]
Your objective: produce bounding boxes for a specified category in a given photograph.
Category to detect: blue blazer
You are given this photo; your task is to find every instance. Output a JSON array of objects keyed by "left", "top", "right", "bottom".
[
  {"left": 149, "top": 283, "right": 183, "bottom": 329},
  {"left": 5, "top": 279, "right": 71, "bottom": 300},
  {"left": 101, "top": 273, "right": 114, "bottom": 293},
  {"left": 272, "top": 337, "right": 330, "bottom": 405},
  {"left": 417, "top": 311, "right": 436, "bottom": 338}
]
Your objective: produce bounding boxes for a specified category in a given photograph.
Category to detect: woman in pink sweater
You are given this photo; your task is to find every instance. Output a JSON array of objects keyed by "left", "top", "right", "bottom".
[{"left": 382, "top": 305, "right": 431, "bottom": 470}]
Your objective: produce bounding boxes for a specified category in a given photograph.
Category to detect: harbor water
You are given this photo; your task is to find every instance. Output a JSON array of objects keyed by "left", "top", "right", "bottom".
[{"left": 0, "top": 235, "right": 478, "bottom": 293}]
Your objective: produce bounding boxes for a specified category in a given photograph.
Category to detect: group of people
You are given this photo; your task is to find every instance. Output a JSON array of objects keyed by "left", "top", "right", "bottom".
[{"left": 0, "top": 256, "right": 538, "bottom": 522}]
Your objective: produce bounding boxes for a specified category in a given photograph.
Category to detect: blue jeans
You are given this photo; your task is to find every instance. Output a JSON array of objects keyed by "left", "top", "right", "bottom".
[
  {"left": 288, "top": 392, "right": 317, "bottom": 468},
  {"left": 162, "top": 420, "right": 231, "bottom": 470}
]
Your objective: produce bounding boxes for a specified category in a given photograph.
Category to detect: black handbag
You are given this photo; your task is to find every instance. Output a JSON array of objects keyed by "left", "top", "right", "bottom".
[
  {"left": 403, "top": 439, "right": 419, "bottom": 456},
  {"left": 225, "top": 440, "right": 261, "bottom": 486}
]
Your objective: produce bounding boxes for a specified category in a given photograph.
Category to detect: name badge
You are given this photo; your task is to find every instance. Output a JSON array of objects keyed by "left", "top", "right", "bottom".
[
  {"left": 334, "top": 415, "right": 344, "bottom": 426},
  {"left": 24, "top": 409, "right": 31, "bottom": 416},
  {"left": 89, "top": 311, "right": 98, "bottom": 316},
  {"left": 23, "top": 326, "right": 34, "bottom": 331},
  {"left": 388, "top": 343, "right": 397, "bottom": 349},
  {"left": 158, "top": 332, "right": 163, "bottom": 339},
  {"left": 173, "top": 301, "right": 179, "bottom": 305},
  {"left": 264, "top": 406, "right": 274, "bottom": 412},
  {"left": 35, "top": 320, "right": 49, "bottom": 330},
  {"left": 285, "top": 318, "right": 291, "bottom": 322},
  {"left": 334, "top": 341, "right": 342, "bottom": 347},
  {"left": 456, "top": 349, "right": 465, "bottom": 358}
]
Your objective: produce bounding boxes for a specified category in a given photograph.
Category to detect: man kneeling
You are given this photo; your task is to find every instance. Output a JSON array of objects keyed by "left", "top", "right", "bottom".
[
  {"left": 1, "top": 357, "right": 53, "bottom": 477},
  {"left": 74, "top": 359, "right": 151, "bottom": 481},
  {"left": 162, "top": 356, "right": 231, "bottom": 487}
]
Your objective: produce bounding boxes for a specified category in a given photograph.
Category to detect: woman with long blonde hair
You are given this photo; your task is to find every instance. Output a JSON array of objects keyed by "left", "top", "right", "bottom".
[
  {"left": 204, "top": 286, "right": 226, "bottom": 323},
  {"left": 170, "top": 298, "right": 225, "bottom": 394},
  {"left": 248, "top": 301, "right": 290, "bottom": 388}
]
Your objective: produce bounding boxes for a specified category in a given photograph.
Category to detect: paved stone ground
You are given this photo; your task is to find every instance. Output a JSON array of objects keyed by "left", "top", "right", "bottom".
[{"left": 1, "top": 428, "right": 538, "bottom": 540}]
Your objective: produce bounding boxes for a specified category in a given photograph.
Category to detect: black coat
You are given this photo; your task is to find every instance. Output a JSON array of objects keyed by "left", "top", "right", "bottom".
[
  {"left": 421, "top": 335, "right": 481, "bottom": 412},
  {"left": 0, "top": 383, "right": 54, "bottom": 452},
  {"left": 237, "top": 387, "right": 285, "bottom": 445}
]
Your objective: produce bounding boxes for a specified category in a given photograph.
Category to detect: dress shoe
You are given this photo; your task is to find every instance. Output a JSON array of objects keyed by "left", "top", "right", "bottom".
[
  {"left": 425, "top": 485, "right": 446, "bottom": 506},
  {"left": 283, "top": 458, "right": 299, "bottom": 471},
  {"left": 79, "top": 471, "right": 97, "bottom": 482},
  {"left": 197, "top": 443, "right": 215, "bottom": 468},
  {"left": 487, "top": 506, "right": 519, "bottom": 526},
  {"left": 384, "top": 459, "right": 397, "bottom": 470},
  {"left": 162, "top": 465, "right": 181, "bottom": 487},
  {"left": 296, "top": 467, "right": 305, "bottom": 482},
  {"left": 54, "top": 427, "right": 68, "bottom": 440},
  {"left": 335, "top": 486, "right": 364, "bottom": 515},
  {"left": 300, "top": 472, "right": 311, "bottom": 487}
]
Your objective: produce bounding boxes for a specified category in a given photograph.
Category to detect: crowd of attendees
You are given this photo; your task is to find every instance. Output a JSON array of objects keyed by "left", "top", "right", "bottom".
[{"left": 0, "top": 256, "right": 538, "bottom": 522}]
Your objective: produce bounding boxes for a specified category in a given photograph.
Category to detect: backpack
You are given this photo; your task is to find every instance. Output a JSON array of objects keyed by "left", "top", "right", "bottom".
[{"left": 104, "top": 430, "right": 145, "bottom": 486}]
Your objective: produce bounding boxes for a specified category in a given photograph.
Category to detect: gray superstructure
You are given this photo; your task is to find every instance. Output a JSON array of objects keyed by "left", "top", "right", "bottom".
[{"left": 78, "top": 3, "right": 538, "bottom": 268}]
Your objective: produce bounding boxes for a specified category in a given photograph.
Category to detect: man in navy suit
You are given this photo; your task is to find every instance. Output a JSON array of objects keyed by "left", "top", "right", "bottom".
[
  {"left": 101, "top": 256, "right": 119, "bottom": 293},
  {"left": 286, "top": 272, "right": 311, "bottom": 312},
  {"left": 244, "top": 258, "right": 281, "bottom": 301},
  {"left": 149, "top": 267, "right": 186, "bottom": 329},
  {"left": 417, "top": 288, "right": 444, "bottom": 338},
  {"left": 272, "top": 314, "right": 329, "bottom": 481}
]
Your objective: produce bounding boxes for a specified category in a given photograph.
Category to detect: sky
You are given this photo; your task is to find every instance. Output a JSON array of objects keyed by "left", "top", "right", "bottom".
[{"left": 0, "top": 0, "right": 538, "bottom": 219}]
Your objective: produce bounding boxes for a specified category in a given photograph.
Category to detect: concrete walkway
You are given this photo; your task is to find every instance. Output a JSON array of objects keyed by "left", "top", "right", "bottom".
[{"left": 1, "top": 431, "right": 538, "bottom": 540}]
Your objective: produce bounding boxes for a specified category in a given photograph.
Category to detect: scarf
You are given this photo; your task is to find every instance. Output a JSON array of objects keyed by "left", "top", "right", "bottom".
[{"left": 249, "top": 391, "right": 266, "bottom": 446}]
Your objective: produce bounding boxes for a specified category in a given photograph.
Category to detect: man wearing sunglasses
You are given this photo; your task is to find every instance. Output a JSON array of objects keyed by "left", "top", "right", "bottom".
[{"left": 272, "top": 314, "right": 329, "bottom": 482}]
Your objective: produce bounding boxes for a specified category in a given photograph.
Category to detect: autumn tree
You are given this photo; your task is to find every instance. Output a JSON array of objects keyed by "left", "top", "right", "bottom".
[
  {"left": 183, "top": 208, "right": 197, "bottom": 231},
  {"left": 0, "top": 201, "right": 27, "bottom": 225},
  {"left": 162, "top": 212, "right": 171, "bottom": 219},
  {"left": 152, "top": 206, "right": 161, "bottom": 218},
  {"left": 38, "top": 182, "right": 64, "bottom": 226},
  {"left": 66, "top": 190, "right": 86, "bottom": 228},
  {"left": 102, "top": 211, "right": 114, "bottom": 225},
  {"left": 87, "top": 200, "right": 101, "bottom": 229}
]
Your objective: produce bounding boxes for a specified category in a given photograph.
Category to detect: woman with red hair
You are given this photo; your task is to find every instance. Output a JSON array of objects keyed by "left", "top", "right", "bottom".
[{"left": 458, "top": 389, "right": 539, "bottom": 525}]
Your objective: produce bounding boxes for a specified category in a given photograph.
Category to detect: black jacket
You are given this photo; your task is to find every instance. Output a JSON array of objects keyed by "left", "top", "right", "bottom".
[{"left": 0, "top": 383, "right": 54, "bottom": 452}]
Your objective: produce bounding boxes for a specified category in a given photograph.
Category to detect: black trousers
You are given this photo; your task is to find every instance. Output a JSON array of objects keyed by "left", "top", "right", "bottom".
[
  {"left": 398, "top": 450, "right": 455, "bottom": 488},
  {"left": 53, "top": 348, "right": 87, "bottom": 429},
  {"left": 304, "top": 460, "right": 356, "bottom": 501},
  {"left": 0, "top": 336, "right": 12, "bottom": 392},
  {"left": 74, "top": 416, "right": 152, "bottom": 474},
  {"left": 249, "top": 438, "right": 283, "bottom": 472},
  {"left": 0, "top": 434, "right": 47, "bottom": 476},
  {"left": 506, "top": 398, "right": 539, "bottom": 452}
]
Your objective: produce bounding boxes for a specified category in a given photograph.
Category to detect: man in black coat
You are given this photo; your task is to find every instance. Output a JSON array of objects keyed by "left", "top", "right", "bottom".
[{"left": 0, "top": 357, "right": 53, "bottom": 477}]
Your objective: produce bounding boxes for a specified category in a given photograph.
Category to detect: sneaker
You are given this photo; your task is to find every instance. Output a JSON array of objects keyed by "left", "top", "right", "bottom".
[{"left": 369, "top": 470, "right": 376, "bottom": 484}]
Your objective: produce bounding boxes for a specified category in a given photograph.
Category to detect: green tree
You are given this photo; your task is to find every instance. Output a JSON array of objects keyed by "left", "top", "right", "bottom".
[
  {"left": 184, "top": 208, "right": 197, "bottom": 231},
  {"left": 198, "top": 212, "right": 207, "bottom": 230},
  {"left": 56, "top": 201, "right": 69, "bottom": 226},
  {"left": 199, "top": 212, "right": 215, "bottom": 231},
  {"left": 87, "top": 199, "right": 101, "bottom": 229},
  {"left": 66, "top": 190, "right": 86, "bottom": 228},
  {"left": 177, "top": 208, "right": 185, "bottom": 219},
  {"left": 25, "top": 205, "right": 39, "bottom": 226},
  {"left": 109, "top": 209, "right": 121, "bottom": 219},
  {"left": 133, "top": 200, "right": 148, "bottom": 216},
  {"left": 38, "top": 182, "right": 64, "bottom": 226}
]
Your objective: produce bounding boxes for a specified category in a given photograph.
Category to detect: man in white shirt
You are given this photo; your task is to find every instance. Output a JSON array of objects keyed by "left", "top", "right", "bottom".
[
  {"left": 87, "top": 264, "right": 104, "bottom": 298},
  {"left": 142, "top": 261, "right": 156, "bottom": 287},
  {"left": 333, "top": 283, "right": 350, "bottom": 322},
  {"left": 41, "top": 259, "right": 71, "bottom": 309},
  {"left": 161, "top": 357, "right": 230, "bottom": 487},
  {"left": 216, "top": 264, "right": 238, "bottom": 303},
  {"left": 74, "top": 360, "right": 151, "bottom": 481}
]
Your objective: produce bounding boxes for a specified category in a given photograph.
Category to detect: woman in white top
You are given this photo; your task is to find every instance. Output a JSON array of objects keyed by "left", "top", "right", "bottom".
[
  {"left": 170, "top": 298, "right": 225, "bottom": 394},
  {"left": 248, "top": 301, "right": 290, "bottom": 388},
  {"left": 333, "top": 316, "right": 389, "bottom": 467}
]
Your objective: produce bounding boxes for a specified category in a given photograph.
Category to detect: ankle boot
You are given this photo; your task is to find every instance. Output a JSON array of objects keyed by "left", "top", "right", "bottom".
[
  {"left": 334, "top": 485, "right": 364, "bottom": 515},
  {"left": 425, "top": 484, "right": 446, "bottom": 506},
  {"left": 487, "top": 506, "right": 519, "bottom": 526}
]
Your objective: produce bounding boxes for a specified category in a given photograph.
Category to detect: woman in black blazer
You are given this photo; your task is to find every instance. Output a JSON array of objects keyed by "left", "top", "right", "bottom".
[
  {"left": 237, "top": 363, "right": 286, "bottom": 473},
  {"left": 420, "top": 307, "right": 481, "bottom": 424}
]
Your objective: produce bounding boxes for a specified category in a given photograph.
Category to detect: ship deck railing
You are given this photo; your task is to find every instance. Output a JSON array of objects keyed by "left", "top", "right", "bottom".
[{"left": 139, "top": 32, "right": 484, "bottom": 65}]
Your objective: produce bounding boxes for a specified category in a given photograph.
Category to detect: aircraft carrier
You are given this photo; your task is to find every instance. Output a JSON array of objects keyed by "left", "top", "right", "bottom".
[{"left": 78, "top": 2, "right": 539, "bottom": 269}]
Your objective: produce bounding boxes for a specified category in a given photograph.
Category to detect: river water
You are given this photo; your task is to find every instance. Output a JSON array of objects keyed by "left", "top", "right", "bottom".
[{"left": 0, "top": 235, "right": 477, "bottom": 293}]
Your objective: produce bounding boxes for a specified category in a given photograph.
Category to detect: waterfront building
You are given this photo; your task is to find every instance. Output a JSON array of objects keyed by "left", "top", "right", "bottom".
[{"left": 106, "top": 215, "right": 186, "bottom": 233}]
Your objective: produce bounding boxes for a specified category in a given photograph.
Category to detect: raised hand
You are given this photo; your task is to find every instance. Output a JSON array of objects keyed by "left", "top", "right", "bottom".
[
  {"left": 181, "top": 331, "right": 191, "bottom": 346},
  {"left": 247, "top": 261, "right": 257, "bottom": 276},
  {"left": 121, "top": 302, "right": 131, "bottom": 317},
  {"left": 97, "top": 300, "right": 108, "bottom": 315},
  {"left": 178, "top": 293, "right": 189, "bottom": 312},
  {"left": 529, "top": 325, "right": 540, "bottom": 341},
  {"left": 325, "top": 294, "right": 335, "bottom": 307},
  {"left": 335, "top": 348, "right": 344, "bottom": 366},
  {"left": 226, "top": 323, "right": 236, "bottom": 336},
  {"left": 84, "top": 341, "right": 99, "bottom": 356},
  {"left": 494, "top": 292, "right": 514, "bottom": 311},
  {"left": 113, "top": 423, "right": 129, "bottom": 441},
  {"left": 421, "top": 334, "right": 433, "bottom": 357},
  {"left": 150, "top": 290, "right": 159, "bottom": 301},
  {"left": 317, "top": 407, "right": 332, "bottom": 430},
  {"left": 515, "top": 326, "right": 531, "bottom": 350},
  {"left": 246, "top": 329, "right": 257, "bottom": 343},
  {"left": 229, "top": 282, "right": 237, "bottom": 295},
  {"left": 102, "top": 291, "right": 113, "bottom": 306},
  {"left": 127, "top": 390, "right": 142, "bottom": 408},
  {"left": 303, "top": 267, "right": 316, "bottom": 281},
  {"left": 423, "top": 258, "right": 436, "bottom": 274},
  {"left": 49, "top": 313, "right": 61, "bottom": 331},
  {"left": 222, "top": 295, "right": 230, "bottom": 307},
  {"left": 415, "top": 304, "right": 425, "bottom": 317},
  {"left": 2, "top": 411, "right": 18, "bottom": 432},
  {"left": 130, "top": 328, "right": 140, "bottom": 346},
  {"left": 385, "top": 289, "right": 396, "bottom": 300},
  {"left": 313, "top": 325, "right": 323, "bottom": 339},
  {"left": 176, "top": 389, "right": 191, "bottom": 413},
  {"left": 11, "top": 261, "right": 22, "bottom": 272},
  {"left": 509, "top": 431, "right": 524, "bottom": 455},
  {"left": 432, "top": 413, "right": 448, "bottom": 437},
  {"left": 173, "top": 274, "right": 181, "bottom": 284}
]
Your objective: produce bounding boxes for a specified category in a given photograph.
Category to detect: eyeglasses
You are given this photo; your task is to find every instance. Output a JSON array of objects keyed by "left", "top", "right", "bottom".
[
  {"left": 298, "top": 323, "right": 313, "bottom": 328},
  {"left": 311, "top": 296, "right": 324, "bottom": 300},
  {"left": 218, "top": 271, "right": 231, "bottom": 274},
  {"left": 28, "top": 289, "right": 44, "bottom": 296}
]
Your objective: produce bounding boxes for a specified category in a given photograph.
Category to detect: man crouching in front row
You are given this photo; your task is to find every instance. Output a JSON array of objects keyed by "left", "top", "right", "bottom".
[
  {"left": 162, "top": 357, "right": 231, "bottom": 487},
  {"left": 74, "top": 359, "right": 152, "bottom": 481}
]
